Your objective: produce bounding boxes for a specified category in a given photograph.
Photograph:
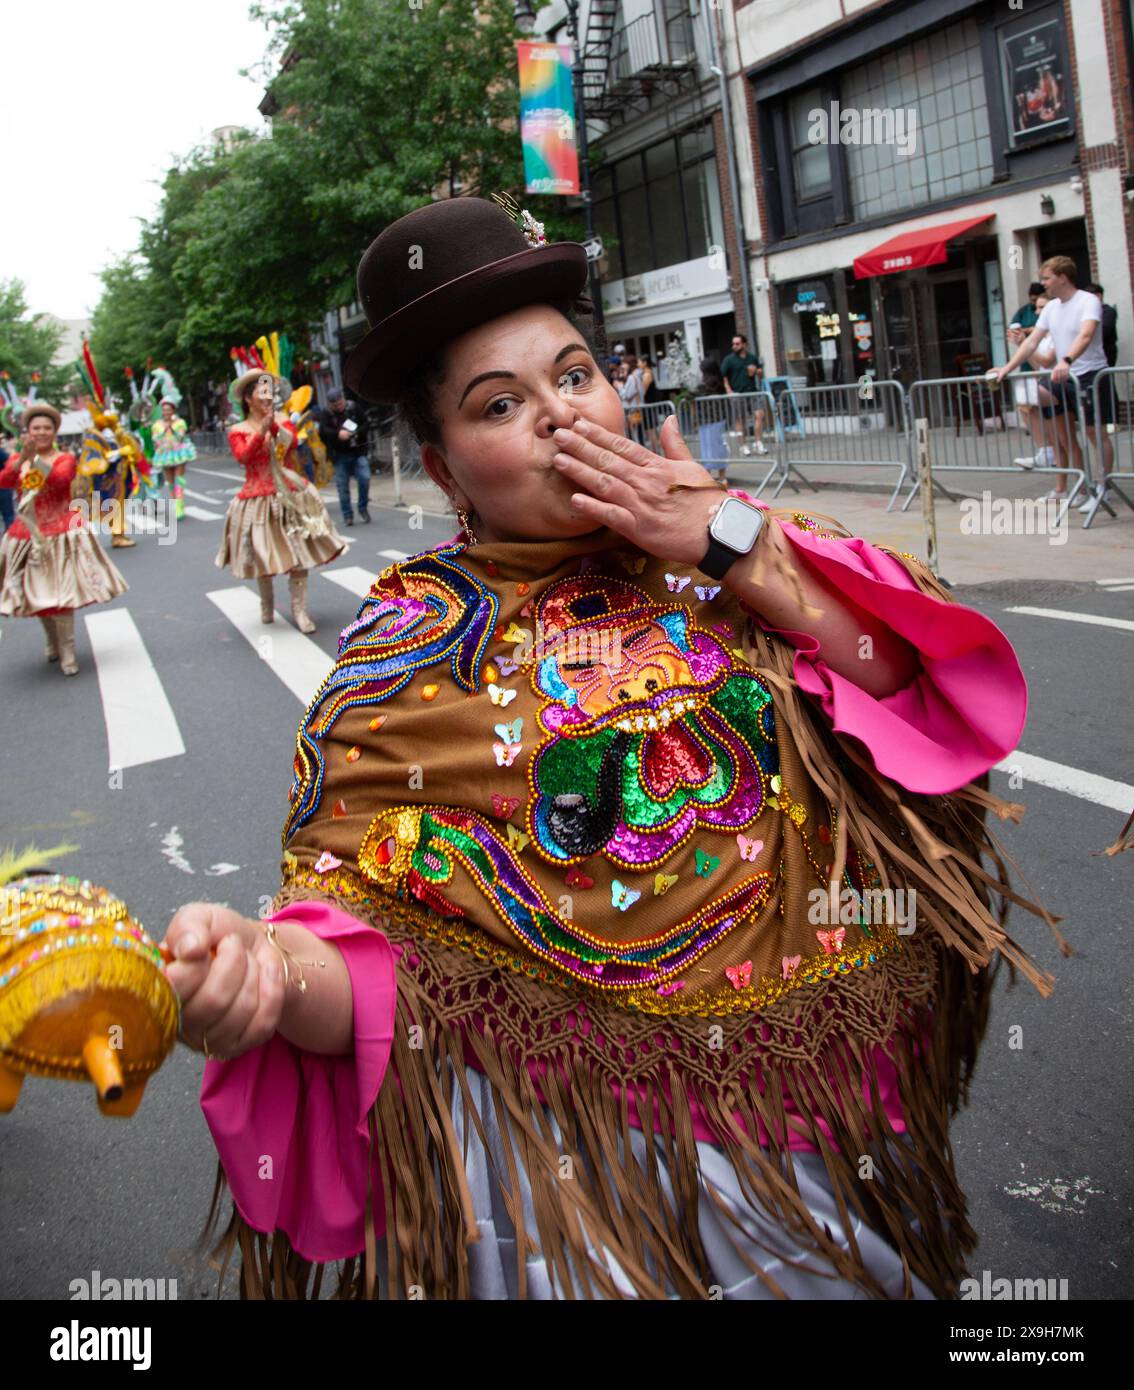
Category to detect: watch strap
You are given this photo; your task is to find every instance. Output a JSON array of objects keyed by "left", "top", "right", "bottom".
[{"left": 699, "top": 534, "right": 742, "bottom": 581}]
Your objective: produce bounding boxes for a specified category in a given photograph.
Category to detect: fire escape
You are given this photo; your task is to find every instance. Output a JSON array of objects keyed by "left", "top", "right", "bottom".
[{"left": 580, "top": 1, "right": 700, "bottom": 128}]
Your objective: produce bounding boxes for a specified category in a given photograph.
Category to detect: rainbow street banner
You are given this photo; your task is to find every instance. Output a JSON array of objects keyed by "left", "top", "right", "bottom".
[{"left": 516, "top": 41, "right": 580, "bottom": 196}]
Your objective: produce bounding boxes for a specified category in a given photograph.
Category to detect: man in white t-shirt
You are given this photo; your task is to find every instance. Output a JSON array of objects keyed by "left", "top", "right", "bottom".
[{"left": 991, "top": 255, "right": 1114, "bottom": 506}]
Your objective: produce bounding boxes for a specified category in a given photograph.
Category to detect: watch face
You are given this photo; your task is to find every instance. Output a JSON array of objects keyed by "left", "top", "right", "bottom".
[{"left": 710, "top": 497, "right": 763, "bottom": 552}]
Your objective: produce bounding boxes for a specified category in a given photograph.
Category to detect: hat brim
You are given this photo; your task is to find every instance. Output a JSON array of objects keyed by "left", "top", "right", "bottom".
[
  {"left": 345, "top": 243, "right": 589, "bottom": 404},
  {"left": 21, "top": 404, "right": 62, "bottom": 430},
  {"left": 230, "top": 369, "right": 289, "bottom": 405}
]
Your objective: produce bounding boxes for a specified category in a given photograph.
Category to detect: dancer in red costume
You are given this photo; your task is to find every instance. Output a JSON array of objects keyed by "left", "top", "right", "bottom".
[
  {"left": 215, "top": 370, "right": 344, "bottom": 633},
  {"left": 0, "top": 404, "right": 127, "bottom": 675}
]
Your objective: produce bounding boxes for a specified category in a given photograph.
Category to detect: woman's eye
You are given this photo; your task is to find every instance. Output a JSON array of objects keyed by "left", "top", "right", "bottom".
[
  {"left": 485, "top": 397, "right": 517, "bottom": 418},
  {"left": 558, "top": 366, "right": 590, "bottom": 394}
]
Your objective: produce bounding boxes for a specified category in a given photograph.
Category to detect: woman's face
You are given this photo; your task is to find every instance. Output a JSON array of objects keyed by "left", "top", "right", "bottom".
[
  {"left": 27, "top": 415, "right": 57, "bottom": 451},
  {"left": 161, "top": 401, "right": 175, "bottom": 420},
  {"left": 421, "top": 303, "right": 626, "bottom": 543},
  {"left": 248, "top": 374, "right": 275, "bottom": 413}
]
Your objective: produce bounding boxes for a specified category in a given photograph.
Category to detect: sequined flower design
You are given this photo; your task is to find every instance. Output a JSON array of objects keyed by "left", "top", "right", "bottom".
[
  {"left": 21, "top": 468, "right": 45, "bottom": 492},
  {"left": 526, "top": 576, "right": 778, "bottom": 869}
]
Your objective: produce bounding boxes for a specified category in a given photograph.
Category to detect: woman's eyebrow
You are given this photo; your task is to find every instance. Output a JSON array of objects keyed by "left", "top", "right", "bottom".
[{"left": 458, "top": 344, "right": 591, "bottom": 408}]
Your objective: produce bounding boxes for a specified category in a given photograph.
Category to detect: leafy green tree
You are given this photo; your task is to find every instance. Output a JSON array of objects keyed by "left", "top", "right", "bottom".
[
  {"left": 92, "top": 0, "right": 584, "bottom": 399},
  {"left": 0, "top": 279, "right": 72, "bottom": 402}
]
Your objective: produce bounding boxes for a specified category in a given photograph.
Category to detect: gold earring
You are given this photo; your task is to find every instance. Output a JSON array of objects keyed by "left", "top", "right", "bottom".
[{"left": 455, "top": 505, "right": 477, "bottom": 547}]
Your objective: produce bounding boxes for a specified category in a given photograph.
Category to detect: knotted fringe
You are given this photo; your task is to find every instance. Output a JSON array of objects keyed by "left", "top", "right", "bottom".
[
  {"left": 195, "top": 523, "right": 1062, "bottom": 1300},
  {"left": 200, "top": 924, "right": 995, "bottom": 1300}
]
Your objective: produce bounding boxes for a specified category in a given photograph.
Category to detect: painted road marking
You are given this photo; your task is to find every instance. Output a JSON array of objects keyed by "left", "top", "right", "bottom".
[
  {"left": 1005, "top": 606, "right": 1134, "bottom": 633},
  {"left": 207, "top": 587, "right": 333, "bottom": 706},
  {"left": 321, "top": 566, "right": 375, "bottom": 597},
  {"left": 85, "top": 609, "right": 186, "bottom": 770},
  {"left": 190, "top": 467, "right": 244, "bottom": 483},
  {"left": 183, "top": 505, "right": 224, "bottom": 521},
  {"left": 379, "top": 549, "right": 409, "bottom": 561},
  {"left": 994, "top": 752, "right": 1134, "bottom": 814}
]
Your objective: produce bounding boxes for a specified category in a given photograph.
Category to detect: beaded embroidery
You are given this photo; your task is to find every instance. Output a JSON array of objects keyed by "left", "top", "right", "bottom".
[
  {"left": 357, "top": 804, "right": 774, "bottom": 992},
  {"left": 281, "top": 858, "right": 904, "bottom": 1017},
  {"left": 284, "top": 547, "right": 497, "bottom": 839}
]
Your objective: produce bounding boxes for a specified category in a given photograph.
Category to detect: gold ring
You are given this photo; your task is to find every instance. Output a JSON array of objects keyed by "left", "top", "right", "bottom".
[{"left": 202, "top": 1031, "right": 227, "bottom": 1063}]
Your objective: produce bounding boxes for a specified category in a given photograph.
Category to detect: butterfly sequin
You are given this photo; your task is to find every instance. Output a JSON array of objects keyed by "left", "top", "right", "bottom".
[
  {"left": 736, "top": 833, "right": 763, "bottom": 861},
  {"left": 781, "top": 954, "right": 802, "bottom": 980},
  {"left": 665, "top": 573, "right": 691, "bottom": 593},
  {"left": 488, "top": 683, "right": 517, "bottom": 707},
  {"left": 654, "top": 872, "right": 679, "bottom": 895},
  {"left": 725, "top": 960, "right": 753, "bottom": 990},
  {"left": 491, "top": 793, "right": 521, "bottom": 819},
  {"left": 507, "top": 824, "right": 530, "bottom": 852},
  {"left": 694, "top": 849, "right": 720, "bottom": 877},
  {"left": 313, "top": 851, "right": 342, "bottom": 874},
  {"left": 493, "top": 741, "right": 521, "bottom": 767},
  {"left": 494, "top": 718, "right": 523, "bottom": 744},
  {"left": 620, "top": 555, "right": 646, "bottom": 575},
  {"left": 611, "top": 879, "right": 641, "bottom": 911},
  {"left": 565, "top": 867, "right": 594, "bottom": 889},
  {"left": 497, "top": 656, "right": 521, "bottom": 677},
  {"left": 816, "top": 927, "right": 846, "bottom": 955},
  {"left": 695, "top": 585, "right": 720, "bottom": 601}
]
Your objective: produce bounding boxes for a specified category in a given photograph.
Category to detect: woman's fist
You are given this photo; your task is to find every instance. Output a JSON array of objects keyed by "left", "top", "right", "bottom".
[{"left": 162, "top": 903, "right": 286, "bottom": 1061}]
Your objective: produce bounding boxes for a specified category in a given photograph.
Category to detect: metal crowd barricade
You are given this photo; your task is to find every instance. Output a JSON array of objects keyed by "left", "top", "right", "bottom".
[
  {"left": 762, "top": 379, "right": 914, "bottom": 509},
  {"left": 906, "top": 372, "right": 1088, "bottom": 527},
  {"left": 1086, "top": 366, "right": 1134, "bottom": 529},
  {"left": 190, "top": 430, "right": 226, "bottom": 454}
]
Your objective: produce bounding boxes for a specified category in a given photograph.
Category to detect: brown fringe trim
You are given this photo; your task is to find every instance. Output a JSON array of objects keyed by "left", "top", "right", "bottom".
[{"left": 194, "top": 519, "right": 1061, "bottom": 1300}]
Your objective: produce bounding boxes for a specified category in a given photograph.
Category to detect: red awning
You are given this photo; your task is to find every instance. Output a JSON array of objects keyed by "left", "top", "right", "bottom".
[{"left": 853, "top": 214, "right": 994, "bottom": 279}]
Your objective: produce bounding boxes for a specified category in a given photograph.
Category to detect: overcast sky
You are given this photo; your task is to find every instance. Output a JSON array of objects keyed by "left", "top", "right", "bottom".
[{"left": 3, "top": 1, "right": 272, "bottom": 321}]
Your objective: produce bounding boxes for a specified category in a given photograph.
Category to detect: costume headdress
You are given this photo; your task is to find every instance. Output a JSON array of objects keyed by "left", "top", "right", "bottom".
[
  {"left": 344, "top": 196, "right": 589, "bottom": 404},
  {"left": 1, "top": 371, "right": 46, "bottom": 434},
  {"left": 229, "top": 332, "right": 294, "bottom": 407}
]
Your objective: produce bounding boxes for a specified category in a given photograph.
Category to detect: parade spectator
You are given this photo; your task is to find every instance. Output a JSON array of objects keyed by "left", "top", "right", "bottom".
[
  {"left": 720, "top": 332, "right": 767, "bottom": 455},
  {"left": 991, "top": 256, "right": 1113, "bottom": 511},
  {"left": 619, "top": 353, "right": 647, "bottom": 445},
  {"left": 692, "top": 358, "right": 729, "bottom": 482},
  {"left": 318, "top": 387, "right": 370, "bottom": 526},
  {"left": 1082, "top": 283, "right": 1118, "bottom": 366}
]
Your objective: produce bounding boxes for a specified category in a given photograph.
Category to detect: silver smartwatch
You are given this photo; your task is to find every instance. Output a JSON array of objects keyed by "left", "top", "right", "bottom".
[{"left": 698, "top": 496, "right": 765, "bottom": 580}]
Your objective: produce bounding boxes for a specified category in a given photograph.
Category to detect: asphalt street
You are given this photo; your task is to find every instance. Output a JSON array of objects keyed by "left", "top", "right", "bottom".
[{"left": 0, "top": 456, "right": 1130, "bottom": 1300}]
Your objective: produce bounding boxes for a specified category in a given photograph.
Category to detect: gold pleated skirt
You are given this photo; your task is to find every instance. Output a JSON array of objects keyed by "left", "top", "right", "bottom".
[
  {"left": 215, "top": 477, "right": 345, "bottom": 579},
  {"left": 0, "top": 527, "right": 129, "bottom": 617}
]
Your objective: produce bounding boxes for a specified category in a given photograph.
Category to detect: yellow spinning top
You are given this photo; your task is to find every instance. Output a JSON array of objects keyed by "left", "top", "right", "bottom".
[{"left": 0, "top": 875, "right": 179, "bottom": 1117}]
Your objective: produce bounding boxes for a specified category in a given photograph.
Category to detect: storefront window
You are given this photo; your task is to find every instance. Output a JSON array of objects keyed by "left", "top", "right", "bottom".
[
  {"left": 778, "top": 277, "right": 840, "bottom": 385},
  {"left": 845, "top": 279, "right": 877, "bottom": 381},
  {"left": 647, "top": 141, "right": 686, "bottom": 269}
]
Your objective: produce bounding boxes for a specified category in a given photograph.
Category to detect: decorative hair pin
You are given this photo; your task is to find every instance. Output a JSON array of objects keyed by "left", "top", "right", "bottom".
[{"left": 492, "top": 191, "right": 547, "bottom": 247}]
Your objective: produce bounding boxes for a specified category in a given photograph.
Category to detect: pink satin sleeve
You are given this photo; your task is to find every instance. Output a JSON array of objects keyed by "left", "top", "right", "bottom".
[
  {"left": 199, "top": 901, "right": 400, "bottom": 1263},
  {"left": 741, "top": 500, "right": 1027, "bottom": 795}
]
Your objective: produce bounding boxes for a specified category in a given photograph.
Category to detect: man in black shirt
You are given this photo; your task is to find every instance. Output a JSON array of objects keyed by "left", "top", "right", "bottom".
[{"left": 318, "top": 388, "right": 370, "bottom": 525}]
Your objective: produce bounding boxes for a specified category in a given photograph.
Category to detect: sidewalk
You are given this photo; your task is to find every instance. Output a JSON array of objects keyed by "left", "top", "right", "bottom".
[{"left": 356, "top": 457, "right": 1133, "bottom": 587}]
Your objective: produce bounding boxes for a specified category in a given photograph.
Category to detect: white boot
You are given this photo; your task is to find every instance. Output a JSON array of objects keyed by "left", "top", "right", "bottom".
[
  {"left": 55, "top": 612, "right": 79, "bottom": 676},
  {"left": 288, "top": 569, "right": 316, "bottom": 634},
  {"left": 257, "top": 576, "right": 275, "bottom": 624},
  {"left": 39, "top": 615, "right": 60, "bottom": 662}
]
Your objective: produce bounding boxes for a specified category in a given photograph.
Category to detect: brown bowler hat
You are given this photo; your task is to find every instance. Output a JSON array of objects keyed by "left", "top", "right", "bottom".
[
  {"left": 21, "top": 402, "right": 62, "bottom": 430},
  {"left": 345, "top": 198, "right": 589, "bottom": 404}
]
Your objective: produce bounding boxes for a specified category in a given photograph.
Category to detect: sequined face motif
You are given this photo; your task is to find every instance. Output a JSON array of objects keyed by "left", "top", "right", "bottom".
[
  {"left": 528, "top": 576, "right": 778, "bottom": 868},
  {"left": 553, "top": 618, "right": 695, "bottom": 721}
]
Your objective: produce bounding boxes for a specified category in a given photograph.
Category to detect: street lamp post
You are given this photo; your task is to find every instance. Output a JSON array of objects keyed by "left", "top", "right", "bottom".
[{"left": 514, "top": 0, "right": 606, "bottom": 335}]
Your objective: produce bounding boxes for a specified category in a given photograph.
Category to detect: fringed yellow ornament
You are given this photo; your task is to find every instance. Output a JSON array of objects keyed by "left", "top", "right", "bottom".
[{"left": 0, "top": 875, "right": 179, "bottom": 1117}]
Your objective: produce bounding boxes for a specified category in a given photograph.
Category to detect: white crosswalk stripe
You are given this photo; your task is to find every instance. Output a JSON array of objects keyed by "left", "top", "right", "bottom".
[
  {"left": 321, "top": 566, "right": 376, "bottom": 597},
  {"left": 84, "top": 609, "right": 186, "bottom": 770},
  {"left": 207, "top": 586, "right": 333, "bottom": 705},
  {"left": 183, "top": 505, "right": 223, "bottom": 522},
  {"left": 994, "top": 752, "right": 1134, "bottom": 814},
  {"left": 1005, "top": 606, "right": 1134, "bottom": 632},
  {"left": 379, "top": 549, "right": 409, "bottom": 561}
]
